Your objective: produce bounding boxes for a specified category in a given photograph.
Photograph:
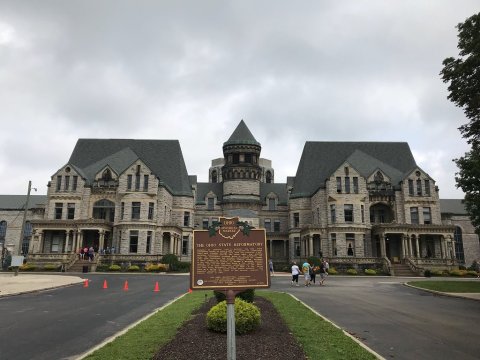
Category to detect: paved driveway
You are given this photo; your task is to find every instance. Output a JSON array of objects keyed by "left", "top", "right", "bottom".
[{"left": 268, "top": 276, "right": 480, "bottom": 360}]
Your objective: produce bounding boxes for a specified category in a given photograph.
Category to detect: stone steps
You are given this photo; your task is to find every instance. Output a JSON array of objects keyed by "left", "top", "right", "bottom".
[{"left": 392, "top": 263, "right": 419, "bottom": 277}]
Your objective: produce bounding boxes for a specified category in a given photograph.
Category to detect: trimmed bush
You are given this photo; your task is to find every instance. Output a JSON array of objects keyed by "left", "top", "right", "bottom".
[
  {"left": 109, "top": 264, "right": 121, "bottom": 272},
  {"left": 128, "top": 265, "right": 140, "bottom": 272},
  {"left": 328, "top": 267, "right": 338, "bottom": 275},
  {"left": 145, "top": 263, "right": 168, "bottom": 272},
  {"left": 307, "top": 256, "right": 321, "bottom": 267},
  {"left": 214, "top": 289, "right": 255, "bottom": 303},
  {"left": 162, "top": 254, "right": 180, "bottom": 271},
  {"left": 346, "top": 268, "right": 358, "bottom": 275},
  {"left": 364, "top": 268, "right": 376, "bottom": 275},
  {"left": 424, "top": 269, "right": 432, "bottom": 277},
  {"left": 43, "top": 264, "right": 58, "bottom": 271},
  {"left": 19, "top": 264, "right": 36, "bottom": 271},
  {"left": 450, "top": 269, "right": 467, "bottom": 277},
  {"left": 95, "top": 264, "right": 109, "bottom": 272},
  {"left": 466, "top": 270, "right": 479, "bottom": 277},
  {"left": 206, "top": 298, "right": 261, "bottom": 335}
]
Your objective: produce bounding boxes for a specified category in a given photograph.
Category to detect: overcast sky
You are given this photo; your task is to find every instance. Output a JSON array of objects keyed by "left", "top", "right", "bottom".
[{"left": 0, "top": 1, "right": 477, "bottom": 198}]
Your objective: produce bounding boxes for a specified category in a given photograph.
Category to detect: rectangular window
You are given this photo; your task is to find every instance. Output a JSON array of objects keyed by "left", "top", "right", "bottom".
[
  {"left": 129, "top": 230, "right": 138, "bottom": 253},
  {"left": 182, "top": 236, "right": 189, "bottom": 256},
  {"left": 146, "top": 231, "right": 152, "bottom": 253},
  {"left": 55, "top": 203, "right": 63, "bottom": 220},
  {"left": 336, "top": 177, "right": 342, "bottom": 193},
  {"left": 361, "top": 205, "right": 365, "bottom": 223},
  {"left": 410, "top": 207, "right": 419, "bottom": 224},
  {"left": 423, "top": 207, "right": 431, "bottom": 224},
  {"left": 121, "top": 202, "right": 125, "bottom": 220},
  {"left": 294, "top": 238, "right": 300, "bottom": 256},
  {"left": 143, "top": 175, "right": 149, "bottom": 191},
  {"left": 64, "top": 176, "right": 70, "bottom": 191},
  {"left": 264, "top": 219, "right": 271, "bottom": 232},
  {"left": 148, "top": 202, "right": 154, "bottom": 220},
  {"left": 207, "top": 197, "right": 214, "bottom": 211},
  {"left": 293, "top": 213, "right": 299, "bottom": 228},
  {"left": 330, "top": 204, "right": 336, "bottom": 223},
  {"left": 202, "top": 218, "right": 209, "bottom": 229},
  {"left": 408, "top": 179, "right": 414, "bottom": 196},
  {"left": 331, "top": 233, "right": 337, "bottom": 256},
  {"left": 127, "top": 175, "right": 132, "bottom": 190},
  {"left": 345, "top": 177, "right": 350, "bottom": 193},
  {"left": 184, "top": 211, "right": 190, "bottom": 227},
  {"left": 72, "top": 176, "right": 78, "bottom": 191},
  {"left": 353, "top": 177, "right": 359, "bottom": 194},
  {"left": 67, "top": 203, "right": 75, "bottom": 220},
  {"left": 416, "top": 179, "right": 422, "bottom": 196},
  {"left": 344, "top": 204, "right": 354, "bottom": 222},
  {"left": 424, "top": 180, "right": 430, "bottom": 196},
  {"left": 56, "top": 176, "right": 62, "bottom": 192},
  {"left": 132, "top": 202, "right": 141, "bottom": 220},
  {"left": 274, "top": 220, "right": 280, "bottom": 232},
  {"left": 135, "top": 174, "right": 140, "bottom": 191},
  {"left": 346, "top": 233, "right": 355, "bottom": 256},
  {"left": 268, "top": 198, "right": 275, "bottom": 211}
]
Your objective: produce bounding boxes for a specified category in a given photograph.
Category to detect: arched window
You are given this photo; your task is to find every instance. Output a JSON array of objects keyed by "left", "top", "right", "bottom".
[
  {"left": 454, "top": 226, "right": 465, "bottom": 264},
  {"left": 0, "top": 220, "right": 7, "bottom": 245},
  {"left": 212, "top": 170, "right": 217, "bottom": 183},
  {"left": 266, "top": 171, "right": 272, "bottom": 184},
  {"left": 22, "top": 221, "right": 32, "bottom": 255},
  {"left": 93, "top": 199, "right": 115, "bottom": 222}
]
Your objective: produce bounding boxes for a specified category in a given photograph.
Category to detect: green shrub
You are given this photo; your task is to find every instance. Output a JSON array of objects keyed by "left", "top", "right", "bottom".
[
  {"left": 128, "top": 265, "right": 140, "bottom": 272},
  {"left": 214, "top": 289, "right": 255, "bottom": 303},
  {"left": 176, "top": 261, "right": 191, "bottom": 272},
  {"left": 431, "top": 270, "right": 445, "bottom": 277},
  {"left": 466, "top": 270, "right": 478, "bottom": 277},
  {"left": 43, "top": 264, "right": 58, "bottom": 271},
  {"left": 424, "top": 269, "right": 432, "bottom": 277},
  {"left": 162, "top": 254, "right": 180, "bottom": 271},
  {"left": 19, "top": 264, "right": 36, "bottom": 271},
  {"left": 307, "top": 256, "right": 321, "bottom": 267},
  {"left": 95, "top": 264, "right": 109, "bottom": 272},
  {"left": 364, "top": 268, "right": 376, "bottom": 275},
  {"left": 328, "top": 267, "right": 337, "bottom": 275},
  {"left": 206, "top": 298, "right": 261, "bottom": 335},
  {"left": 109, "top": 264, "right": 121, "bottom": 272},
  {"left": 346, "top": 268, "right": 358, "bottom": 275}
]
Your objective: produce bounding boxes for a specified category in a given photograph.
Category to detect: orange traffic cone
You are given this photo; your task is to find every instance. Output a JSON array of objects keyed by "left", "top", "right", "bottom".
[
  {"left": 123, "top": 280, "right": 129, "bottom": 291},
  {"left": 154, "top": 281, "right": 160, "bottom": 292},
  {"left": 188, "top": 288, "right": 193, "bottom": 293},
  {"left": 83, "top": 279, "right": 89, "bottom": 288},
  {"left": 103, "top": 279, "right": 108, "bottom": 289}
]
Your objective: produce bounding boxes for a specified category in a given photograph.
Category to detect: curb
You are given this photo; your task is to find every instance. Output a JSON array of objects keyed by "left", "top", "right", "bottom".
[{"left": 403, "top": 283, "right": 480, "bottom": 301}]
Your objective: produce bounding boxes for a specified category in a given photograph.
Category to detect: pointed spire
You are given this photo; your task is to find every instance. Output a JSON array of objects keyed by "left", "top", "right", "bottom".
[{"left": 223, "top": 120, "right": 261, "bottom": 147}]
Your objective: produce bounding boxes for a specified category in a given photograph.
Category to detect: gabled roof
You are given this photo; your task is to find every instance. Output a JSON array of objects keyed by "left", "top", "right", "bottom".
[
  {"left": 0, "top": 195, "right": 47, "bottom": 210},
  {"left": 291, "top": 142, "right": 417, "bottom": 198},
  {"left": 68, "top": 139, "right": 192, "bottom": 196},
  {"left": 223, "top": 120, "right": 261, "bottom": 147},
  {"left": 195, "top": 183, "right": 224, "bottom": 204},
  {"left": 260, "top": 183, "right": 288, "bottom": 205},
  {"left": 345, "top": 150, "right": 405, "bottom": 184}
]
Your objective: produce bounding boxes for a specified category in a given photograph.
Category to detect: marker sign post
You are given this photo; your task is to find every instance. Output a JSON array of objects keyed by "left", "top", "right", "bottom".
[{"left": 191, "top": 217, "right": 270, "bottom": 360}]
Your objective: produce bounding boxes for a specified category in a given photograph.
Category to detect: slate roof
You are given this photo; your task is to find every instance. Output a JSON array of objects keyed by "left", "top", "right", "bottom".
[
  {"left": 195, "top": 183, "right": 224, "bottom": 204},
  {"left": 67, "top": 139, "right": 192, "bottom": 196},
  {"left": 440, "top": 199, "right": 467, "bottom": 215},
  {"left": 223, "top": 120, "right": 261, "bottom": 147},
  {"left": 291, "top": 142, "right": 417, "bottom": 198},
  {"left": 0, "top": 195, "right": 47, "bottom": 210},
  {"left": 260, "top": 183, "right": 288, "bottom": 205}
]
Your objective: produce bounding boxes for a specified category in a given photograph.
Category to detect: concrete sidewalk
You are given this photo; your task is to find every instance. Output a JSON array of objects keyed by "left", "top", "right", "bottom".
[{"left": 0, "top": 273, "right": 84, "bottom": 297}]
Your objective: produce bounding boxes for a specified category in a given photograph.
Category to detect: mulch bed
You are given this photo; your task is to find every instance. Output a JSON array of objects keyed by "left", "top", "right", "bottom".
[{"left": 153, "top": 297, "right": 307, "bottom": 360}]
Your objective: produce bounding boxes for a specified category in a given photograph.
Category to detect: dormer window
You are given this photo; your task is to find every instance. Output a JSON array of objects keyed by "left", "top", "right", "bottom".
[{"left": 102, "top": 169, "right": 112, "bottom": 181}]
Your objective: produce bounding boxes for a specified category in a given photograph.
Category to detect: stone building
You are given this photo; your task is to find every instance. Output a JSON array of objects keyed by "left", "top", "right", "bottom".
[{"left": 1, "top": 120, "right": 479, "bottom": 272}]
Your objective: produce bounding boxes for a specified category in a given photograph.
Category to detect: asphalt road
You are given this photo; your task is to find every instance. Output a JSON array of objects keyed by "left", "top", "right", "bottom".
[
  {"left": 1, "top": 275, "right": 479, "bottom": 360},
  {"left": 268, "top": 276, "right": 480, "bottom": 360},
  {"left": 0, "top": 274, "right": 189, "bottom": 360}
]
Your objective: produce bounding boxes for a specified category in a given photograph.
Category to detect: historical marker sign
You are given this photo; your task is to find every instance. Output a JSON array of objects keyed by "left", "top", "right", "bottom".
[{"left": 191, "top": 217, "right": 270, "bottom": 290}]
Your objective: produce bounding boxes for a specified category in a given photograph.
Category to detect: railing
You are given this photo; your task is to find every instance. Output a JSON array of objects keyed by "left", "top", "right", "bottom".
[
  {"left": 383, "top": 257, "right": 392, "bottom": 275},
  {"left": 100, "top": 254, "right": 164, "bottom": 263}
]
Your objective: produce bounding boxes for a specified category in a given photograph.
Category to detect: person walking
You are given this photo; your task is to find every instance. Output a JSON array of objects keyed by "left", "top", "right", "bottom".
[
  {"left": 302, "top": 260, "right": 311, "bottom": 286},
  {"left": 269, "top": 258, "right": 274, "bottom": 276},
  {"left": 291, "top": 261, "right": 300, "bottom": 286},
  {"left": 320, "top": 258, "right": 329, "bottom": 285},
  {"left": 88, "top": 246, "right": 94, "bottom": 261}
]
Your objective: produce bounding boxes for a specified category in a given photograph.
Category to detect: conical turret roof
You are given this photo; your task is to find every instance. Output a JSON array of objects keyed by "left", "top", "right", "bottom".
[{"left": 223, "top": 120, "right": 261, "bottom": 147}]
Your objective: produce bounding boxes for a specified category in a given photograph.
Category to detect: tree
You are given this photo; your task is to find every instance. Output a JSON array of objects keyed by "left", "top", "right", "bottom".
[{"left": 441, "top": 12, "right": 480, "bottom": 235}]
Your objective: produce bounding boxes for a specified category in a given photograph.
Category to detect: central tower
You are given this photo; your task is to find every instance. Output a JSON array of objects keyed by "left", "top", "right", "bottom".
[{"left": 222, "top": 120, "right": 262, "bottom": 205}]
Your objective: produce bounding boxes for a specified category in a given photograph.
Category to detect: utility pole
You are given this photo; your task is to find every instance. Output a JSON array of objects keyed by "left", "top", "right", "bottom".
[{"left": 18, "top": 180, "right": 32, "bottom": 256}]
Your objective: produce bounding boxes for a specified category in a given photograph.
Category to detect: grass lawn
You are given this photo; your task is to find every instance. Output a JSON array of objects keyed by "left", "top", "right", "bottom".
[
  {"left": 408, "top": 280, "right": 480, "bottom": 293},
  {"left": 84, "top": 290, "right": 377, "bottom": 360}
]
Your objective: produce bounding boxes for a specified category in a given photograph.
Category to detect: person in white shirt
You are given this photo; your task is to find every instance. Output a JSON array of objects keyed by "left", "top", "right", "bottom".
[{"left": 291, "top": 262, "right": 300, "bottom": 286}]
